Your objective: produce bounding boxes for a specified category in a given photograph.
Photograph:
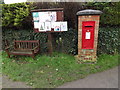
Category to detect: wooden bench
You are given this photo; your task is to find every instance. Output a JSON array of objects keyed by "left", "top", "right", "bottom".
[{"left": 5, "top": 40, "right": 40, "bottom": 59}]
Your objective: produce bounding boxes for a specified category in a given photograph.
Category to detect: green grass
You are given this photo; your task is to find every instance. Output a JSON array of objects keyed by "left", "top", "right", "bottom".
[{"left": 2, "top": 51, "right": 119, "bottom": 88}]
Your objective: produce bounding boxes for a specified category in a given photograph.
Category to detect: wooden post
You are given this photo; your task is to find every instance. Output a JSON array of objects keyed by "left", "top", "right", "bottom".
[
  {"left": 47, "top": 32, "right": 53, "bottom": 55},
  {"left": 31, "top": 8, "right": 64, "bottom": 55}
]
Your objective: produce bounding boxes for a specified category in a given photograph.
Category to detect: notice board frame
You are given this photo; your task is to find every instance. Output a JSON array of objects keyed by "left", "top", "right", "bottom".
[
  {"left": 31, "top": 8, "right": 64, "bottom": 55},
  {"left": 31, "top": 8, "right": 64, "bottom": 33}
]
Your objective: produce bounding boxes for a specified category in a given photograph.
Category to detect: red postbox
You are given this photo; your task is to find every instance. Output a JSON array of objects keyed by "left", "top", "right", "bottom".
[
  {"left": 76, "top": 9, "right": 102, "bottom": 62},
  {"left": 82, "top": 21, "right": 95, "bottom": 49}
]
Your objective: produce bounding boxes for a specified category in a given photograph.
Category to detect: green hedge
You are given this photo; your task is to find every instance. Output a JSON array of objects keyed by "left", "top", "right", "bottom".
[
  {"left": 2, "top": 27, "right": 119, "bottom": 55},
  {"left": 2, "top": 30, "right": 48, "bottom": 53},
  {"left": 97, "top": 27, "right": 119, "bottom": 55}
]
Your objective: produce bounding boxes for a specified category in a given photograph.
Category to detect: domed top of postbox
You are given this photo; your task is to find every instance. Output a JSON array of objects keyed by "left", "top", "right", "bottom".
[{"left": 76, "top": 9, "right": 102, "bottom": 16}]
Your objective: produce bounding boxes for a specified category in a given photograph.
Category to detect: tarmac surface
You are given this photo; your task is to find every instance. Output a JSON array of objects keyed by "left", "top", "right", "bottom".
[
  {"left": 1, "top": 66, "right": 119, "bottom": 88},
  {"left": 58, "top": 66, "right": 119, "bottom": 88},
  {"left": 2, "top": 75, "right": 32, "bottom": 88}
]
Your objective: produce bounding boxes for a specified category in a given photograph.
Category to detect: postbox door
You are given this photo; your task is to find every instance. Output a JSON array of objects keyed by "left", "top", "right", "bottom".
[{"left": 82, "top": 21, "right": 95, "bottom": 49}]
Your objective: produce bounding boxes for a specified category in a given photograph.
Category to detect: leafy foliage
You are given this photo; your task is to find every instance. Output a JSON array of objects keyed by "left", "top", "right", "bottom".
[
  {"left": 0, "top": 1, "right": 3, "bottom": 27},
  {"left": 84, "top": 2, "right": 120, "bottom": 26},
  {"left": 2, "top": 29, "right": 48, "bottom": 53},
  {"left": 2, "top": 2, "right": 120, "bottom": 29},
  {"left": 59, "top": 28, "right": 78, "bottom": 55},
  {"left": 2, "top": 27, "right": 119, "bottom": 55},
  {"left": 2, "top": 3, "right": 31, "bottom": 29},
  {"left": 2, "top": 2, "right": 119, "bottom": 55},
  {"left": 97, "top": 27, "right": 119, "bottom": 55},
  {"left": 2, "top": 2, "right": 83, "bottom": 29}
]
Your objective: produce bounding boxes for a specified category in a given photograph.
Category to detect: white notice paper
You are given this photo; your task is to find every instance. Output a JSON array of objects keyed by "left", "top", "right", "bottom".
[
  {"left": 49, "top": 12, "right": 56, "bottom": 22},
  {"left": 39, "top": 12, "right": 56, "bottom": 22},
  {"left": 45, "top": 22, "right": 51, "bottom": 31},
  {"left": 32, "top": 12, "right": 39, "bottom": 22},
  {"left": 34, "top": 22, "right": 39, "bottom": 28},
  {"left": 52, "top": 22, "right": 61, "bottom": 31},
  {"left": 60, "top": 22, "right": 68, "bottom": 31},
  {"left": 86, "top": 32, "right": 91, "bottom": 39},
  {"left": 39, "top": 22, "right": 45, "bottom": 31}
]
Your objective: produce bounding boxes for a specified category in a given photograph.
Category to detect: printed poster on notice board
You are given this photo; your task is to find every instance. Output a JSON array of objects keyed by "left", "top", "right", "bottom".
[
  {"left": 45, "top": 22, "right": 51, "bottom": 31},
  {"left": 52, "top": 22, "right": 61, "bottom": 31},
  {"left": 34, "top": 22, "right": 39, "bottom": 29},
  {"left": 60, "top": 22, "right": 68, "bottom": 31},
  {"left": 39, "top": 12, "right": 56, "bottom": 22},
  {"left": 49, "top": 12, "right": 57, "bottom": 22},
  {"left": 39, "top": 22, "right": 46, "bottom": 32},
  {"left": 32, "top": 12, "right": 39, "bottom": 22}
]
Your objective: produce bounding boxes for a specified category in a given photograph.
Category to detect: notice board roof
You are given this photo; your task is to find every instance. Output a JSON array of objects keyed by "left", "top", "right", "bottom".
[{"left": 31, "top": 8, "right": 64, "bottom": 12}]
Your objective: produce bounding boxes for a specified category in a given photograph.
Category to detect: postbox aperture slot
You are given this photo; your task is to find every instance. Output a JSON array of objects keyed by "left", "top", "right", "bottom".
[{"left": 85, "top": 26, "right": 93, "bottom": 27}]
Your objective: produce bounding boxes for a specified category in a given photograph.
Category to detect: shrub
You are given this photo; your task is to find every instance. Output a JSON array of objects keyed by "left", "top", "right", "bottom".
[
  {"left": 2, "top": 27, "right": 119, "bottom": 55},
  {"left": 97, "top": 27, "right": 119, "bottom": 55},
  {"left": 2, "top": 3, "right": 32, "bottom": 29},
  {"left": 84, "top": 2, "right": 120, "bottom": 27}
]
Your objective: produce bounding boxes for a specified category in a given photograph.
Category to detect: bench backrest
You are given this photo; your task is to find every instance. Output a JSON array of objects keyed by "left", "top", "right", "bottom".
[{"left": 14, "top": 40, "right": 40, "bottom": 50}]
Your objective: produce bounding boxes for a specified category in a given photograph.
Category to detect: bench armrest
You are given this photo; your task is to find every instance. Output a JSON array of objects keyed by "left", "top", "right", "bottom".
[
  {"left": 30, "top": 46, "right": 39, "bottom": 53},
  {"left": 33, "top": 46, "right": 39, "bottom": 50},
  {"left": 23, "top": 46, "right": 38, "bottom": 51},
  {"left": 5, "top": 45, "right": 13, "bottom": 50}
]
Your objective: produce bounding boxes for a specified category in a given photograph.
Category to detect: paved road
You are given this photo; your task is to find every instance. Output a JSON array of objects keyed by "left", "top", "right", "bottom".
[
  {"left": 2, "top": 75, "right": 32, "bottom": 88},
  {"left": 0, "top": 74, "right": 2, "bottom": 89},
  {"left": 58, "top": 66, "right": 119, "bottom": 88}
]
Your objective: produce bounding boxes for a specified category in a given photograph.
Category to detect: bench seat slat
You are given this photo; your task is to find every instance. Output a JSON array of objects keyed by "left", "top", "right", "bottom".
[
  {"left": 5, "top": 40, "right": 40, "bottom": 59},
  {"left": 10, "top": 50, "right": 32, "bottom": 54}
]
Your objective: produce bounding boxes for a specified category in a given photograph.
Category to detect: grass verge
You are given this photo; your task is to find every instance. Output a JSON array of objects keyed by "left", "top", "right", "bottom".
[{"left": 2, "top": 51, "right": 119, "bottom": 88}]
